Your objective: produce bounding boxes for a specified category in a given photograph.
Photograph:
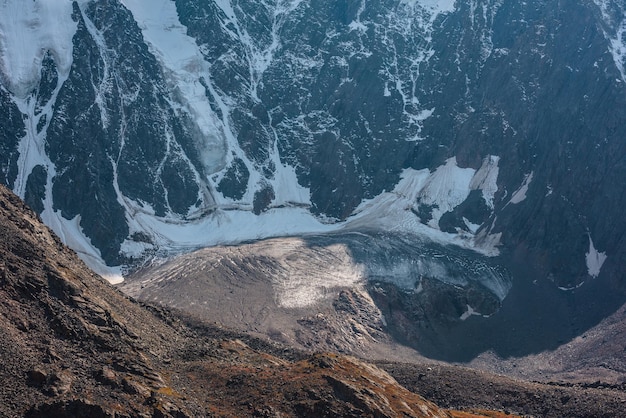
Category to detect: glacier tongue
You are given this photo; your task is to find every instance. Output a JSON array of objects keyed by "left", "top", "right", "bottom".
[{"left": 0, "top": 0, "right": 76, "bottom": 98}]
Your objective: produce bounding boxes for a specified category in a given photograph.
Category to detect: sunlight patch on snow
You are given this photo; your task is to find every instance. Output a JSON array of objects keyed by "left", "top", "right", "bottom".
[
  {"left": 119, "top": 203, "right": 338, "bottom": 258},
  {"left": 0, "top": 0, "right": 76, "bottom": 98},
  {"left": 418, "top": 157, "right": 475, "bottom": 228},
  {"left": 268, "top": 240, "right": 366, "bottom": 309},
  {"left": 586, "top": 234, "right": 607, "bottom": 278}
]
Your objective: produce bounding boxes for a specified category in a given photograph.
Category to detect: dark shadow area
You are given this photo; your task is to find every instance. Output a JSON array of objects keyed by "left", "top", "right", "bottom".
[
  {"left": 409, "top": 258, "right": 625, "bottom": 362},
  {"left": 301, "top": 230, "right": 626, "bottom": 363}
]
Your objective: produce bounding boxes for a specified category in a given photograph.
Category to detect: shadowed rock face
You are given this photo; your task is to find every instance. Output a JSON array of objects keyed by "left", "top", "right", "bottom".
[{"left": 0, "top": 184, "right": 194, "bottom": 416}]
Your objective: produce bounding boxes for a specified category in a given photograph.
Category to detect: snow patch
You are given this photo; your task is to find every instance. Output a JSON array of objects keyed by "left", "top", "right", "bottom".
[
  {"left": 586, "top": 234, "right": 607, "bottom": 278},
  {"left": 470, "top": 155, "right": 500, "bottom": 209},
  {"left": 401, "top": 0, "right": 457, "bottom": 22},
  {"left": 348, "top": 0, "right": 368, "bottom": 33},
  {"left": 509, "top": 172, "right": 533, "bottom": 204},
  {"left": 418, "top": 157, "right": 476, "bottom": 228},
  {"left": 0, "top": 0, "right": 76, "bottom": 98},
  {"left": 120, "top": 0, "right": 227, "bottom": 174},
  {"left": 41, "top": 212, "right": 124, "bottom": 285},
  {"left": 558, "top": 281, "right": 585, "bottom": 291},
  {"left": 460, "top": 304, "right": 483, "bottom": 321},
  {"left": 270, "top": 161, "right": 311, "bottom": 207},
  {"left": 593, "top": 0, "right": 626, "bottom": 82},
  {"left": 463, "top": 217, "right": 481, "bottom": 234},
  {"left": 346, "top": 157, "right": 501, "bottom": 256},
  {"left": 119, "top": 202, "right": 338, "bottom": 259},
  {"left": 416, "top": 107, "right": 435, "bottom": 121}
]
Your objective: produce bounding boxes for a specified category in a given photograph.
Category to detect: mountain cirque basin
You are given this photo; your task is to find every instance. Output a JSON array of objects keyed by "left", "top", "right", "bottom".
[
  {"left": 122, "top": 232, "right": 626, "bottom": 382},
  {"left": 0, "top": 182, "right": 523, "bottom": 418},
  {"left": 1, "top": 173, "right": 626, "bottom": 417},
  {"left": 1, "top": 0, "right": 626, "bottom": 415}
]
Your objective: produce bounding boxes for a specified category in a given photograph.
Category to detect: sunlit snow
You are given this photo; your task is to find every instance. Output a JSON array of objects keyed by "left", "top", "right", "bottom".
[
  {"left": 418, "top": 157, "right": 475, "bottom": 228},
  {"left": 346, "top": 157, "right": 503, "bottom": 257}
]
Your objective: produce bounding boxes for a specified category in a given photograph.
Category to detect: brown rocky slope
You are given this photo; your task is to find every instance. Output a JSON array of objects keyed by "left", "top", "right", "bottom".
[{"left": 0, "top": 185, "right": 512, "bottom": 417}]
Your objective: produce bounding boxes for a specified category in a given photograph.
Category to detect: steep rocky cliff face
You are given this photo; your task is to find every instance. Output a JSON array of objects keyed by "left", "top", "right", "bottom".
[{"left": 1, "top": 0, "right": 625, "bottom": 351}]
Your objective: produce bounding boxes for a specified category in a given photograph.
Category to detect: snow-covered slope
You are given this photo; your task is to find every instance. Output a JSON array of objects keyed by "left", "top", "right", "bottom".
[{"left": 0, "top": 0, "right": 76, "bottom": 98}]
